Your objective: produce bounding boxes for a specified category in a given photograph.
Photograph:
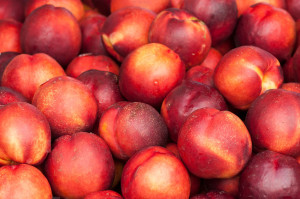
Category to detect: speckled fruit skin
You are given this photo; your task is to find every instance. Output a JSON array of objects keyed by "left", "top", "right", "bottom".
[
  {"left": 119, "top": 43, "right": 186, "bottom": 109},
  {"left": 184, "top": 0, "right": 238, "bottom": 46},
  {"left": 234, "top": 3, "right": 296, "bottom": 61},
  {"left": 25, "top": 0, "right": 85, "bottom": 20},
  {"left": 245, "top": 89, "right": 300, "bottom": 157},
  {"left": 213, "top": 45, "right": 283, "bottom": 110},
  {"left": 32, "top": 76, "right": 98, "bottom": 138},
  {"left": 0, "top": 86, "right": 28, "bottom": 105},
  {"left": 0, "top": 102, "right": 51, "bottom": 165},
  {"left": 239, "top": 150, "right": 300, "bottom": 198},
  {"left": 121, "top": 146, "right": 191, "bottom": 199},
  {"left": 20, "top": 4, "right": 82, "bottom": 66},
  {"left": 44, "top": 132, "right": 115, "bottom": 199},
  {"left": 149, "top": 8, "right": 211, "bottom": 68},
  {"left": 99, "top": 101, "right": 168, "bottom": 160},
  {"left": 66, "top": 54, "right": 119, "bottom": 78},
  {"left": 161, "top": 80, "right": 227, "bottom": 142},
  {"left": 178, "top": 107, "right": 252, "bottom": 179},
  {"left": 1, "top": 53, "right": 66, "bottom": 101},
  {"left": 0, "top": 164, "right": 52, "bottom": 199},
  {"left": 110, "top": 0, "right": 170, "bottom": 13},
  {"left": 101, "top": 7, "right": 156, "bottom": 62}
]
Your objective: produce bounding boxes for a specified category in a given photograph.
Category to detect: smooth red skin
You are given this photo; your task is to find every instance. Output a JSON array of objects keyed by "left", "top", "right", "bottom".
[
  {"left": 185, "top": 48, "right": 222, "bottom": 87},
  {"left": 170, "top": 0, "right": 184, "bottom": 8},
  {"left": 293, "top": 46, "right": 300, "bottom": 81},
  {"left": 184, "top": 0, "right": 238, "bottom": 46},
  {"left": 286, "top": 0, "right": 300, "bottom": 20},
  {"left": 214, "top": 45, "right": 283, "bottom": 110},
  {"left": 84, "top": 190, "right": 123, "bottom": 199},
  {"left": 178, "top": 108, "right": 252, "bottom": 179},
  {"left": 281, "top": 82, "right": 300, "bottom": 93},
  {"left": 119, "top": 43, "right": 186, "bottom": 109},
  {"left": 32, "top": 76, "right": 98, "bottom": 138},
  {"left": 234, "top": 3, "right": 296, "bottom": 61},
  {"left": 110, "top": 0, "right": 170, "bottom": 13},
  {"left": 121, "top": 146, "right": 191, "bottom": 199},
  {"left": 99, "top": 101, "right": 168, "bottom": 160},
  {"left": 165, "top": 142, "right": 202, "bottom": 196},
  {"left": 236, "top": 0, "right": 286, "bottom": 17},
  {"left": 101, "top": 7, "right": 156, "bottom": 62},
  {"left": 20, "top": 5, "right": 82, "bottom": 67},
  {"left": 161, "top": 80, "right": 228, "bottom": 142},
  {"left": 0, "top": 52, "right": 20, "bottom": 83},
  {"left": 204, "top": 176, "right": 240, "bottom": 197},
  {"left": 0, "top": 0, "right": 25, "bottom": 22},
  {"left": 66, "top": 54, "right": 119, "bottom": 78},
  {"left": 0, "top": 164, "right": 52, "bottom": 199},
  {"left": 191, "top": 191, "right": 235, "bottom": 199},
  {"left": 0, "top": 87, "right": 28, "bottom": 105},
  {"left": 149, "top": 8, "right": 211, "bottom": 68},
  {"left": 0, "top": 19, "right": 22, "bottom": 53},
  {"left": 297, "top": 19, "right": 300, "bottom": 47},
  {"left": 245, "top": 89, "right": 300, "bottom": 157},
  {"left": 212, "top": 37, "right": 235, "bottom": 55},
  {"left": 79, "top": 13, "right": 108, "bottom": 56},
  {"left": 77, "top": 70, "right": 124, "bottom": 116},
  {"left": 0, "top": 102, "right": 51, "bottom": 165},
  {"left": 45, "top": 132, "right": 115, "bottom": 199},
  {"left": 25, "top": 0, "right": 85, "bottom": 20},
  {"left": 1, "top": 53, "right": 66, "bottom": 101},
  {"left": 239, "top": 150, "right": 300, "bottom": 198}
]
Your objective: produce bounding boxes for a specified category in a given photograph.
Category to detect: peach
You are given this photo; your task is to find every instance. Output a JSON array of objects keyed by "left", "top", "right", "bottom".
[
  {"left": 20, "top": 4, "right": 82, "bottom": 66},
  {"left": 25, "top": 0, "right": 85, "bottom": 20},
  {"left": 161, "top": 80, "right": 227, "bottom": 142},
  {"left": 281, "top": 82, "right": 300, "bottom": 93},
  {"left": 44, "top": 132, "right": 115, "bottom": 199},
  {"left": 170, "top": 0, "right": 184, "bottom": 9},
  {"left": 245, "top": 89, "right": 300, "bottom": 157},
  {"left": 0, "top": 0, "right": 25, "bottom": 22},
  {"left": 77, "top": 70, "right": 124, "bottom": 116},
  {"left": 149, "top": 8, "right": 211, "bottom": 68},
  {"left": 236, "top": 0, "right": 286, "bottom": 17},
  {"left": 214, "top": 46, "right": 283, "bottom": 110},
  {"left": 239, "top": 150, "right": 300, "bottom": 198},
  {"left": 121, "top": 146, "right": 191, "bottom": 199},
  {"left": 32, "top": 76, "right": 98, "bottom": 138},
  {"left": 0, "top": 86, "right": 28, "bottom": 105},
  {"left": 85, "top": 0, "right": 111, "bottom": 16},
  {"left": 110, "top": 0, "right": 170, "bottom": 13},
  {"left": 101, "top": 7, "right": 156, "bottom": 62},
  {"left": 66, "top": 54, "right": 119, "bottom": 77},
  {"left": 234, "top": 3, "right": 296, "bottom": 61},
  {"left": 0, "top": 19, "right": 22, "bottom": 53},
  {"left": 178, "top": 107, "right": 252, "bottom": 179},
  {"left": 0, "top": 51, "right": 20, "bottom": 83},
  {"left": 285, "top": 0, "right": 300, "bottom": 20},
  {"left": 184, "top": 0, "right": 238, "bottom": 46},
  {"left": 297, "top": 19, "right": 300, "bottom": 46},
  {"left": 79, "top": 13, "right": 108, "bottom": 55},
  {"left": 99, "top": 101, "right": 168, "bottom": 160},
  {"left": 283, "top": 56, "right": 296, "bottom": 82},
  {"left": 84, "top": 190, "right": 123, "bottom": 199},
  {"left": 0, "top": 102, "right": 51, "bottom": 165},
  {"left": 212, "top": 37, "right": 236, "bottom": 55},
  {"left": 119, "top": 43, "right": 185, "bottom": 108},
  {"left": 185, "top": 48, "right": 222, "bottom": 87},
  {"left": 1, "top": 53, "right": 66, "bottom": 101},
  {"left": 0, "top": 164, "right": 52, "bottom": 199}
]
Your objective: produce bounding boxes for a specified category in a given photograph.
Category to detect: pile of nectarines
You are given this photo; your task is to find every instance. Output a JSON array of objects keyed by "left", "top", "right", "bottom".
[{"left": 0, "top": 0, "right": 300, "bottom": 198}]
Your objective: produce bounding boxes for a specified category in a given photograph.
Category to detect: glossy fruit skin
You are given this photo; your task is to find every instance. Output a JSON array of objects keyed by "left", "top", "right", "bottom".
[{"left": 239, "top": 150, "right": 300, "bottom": 198}]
